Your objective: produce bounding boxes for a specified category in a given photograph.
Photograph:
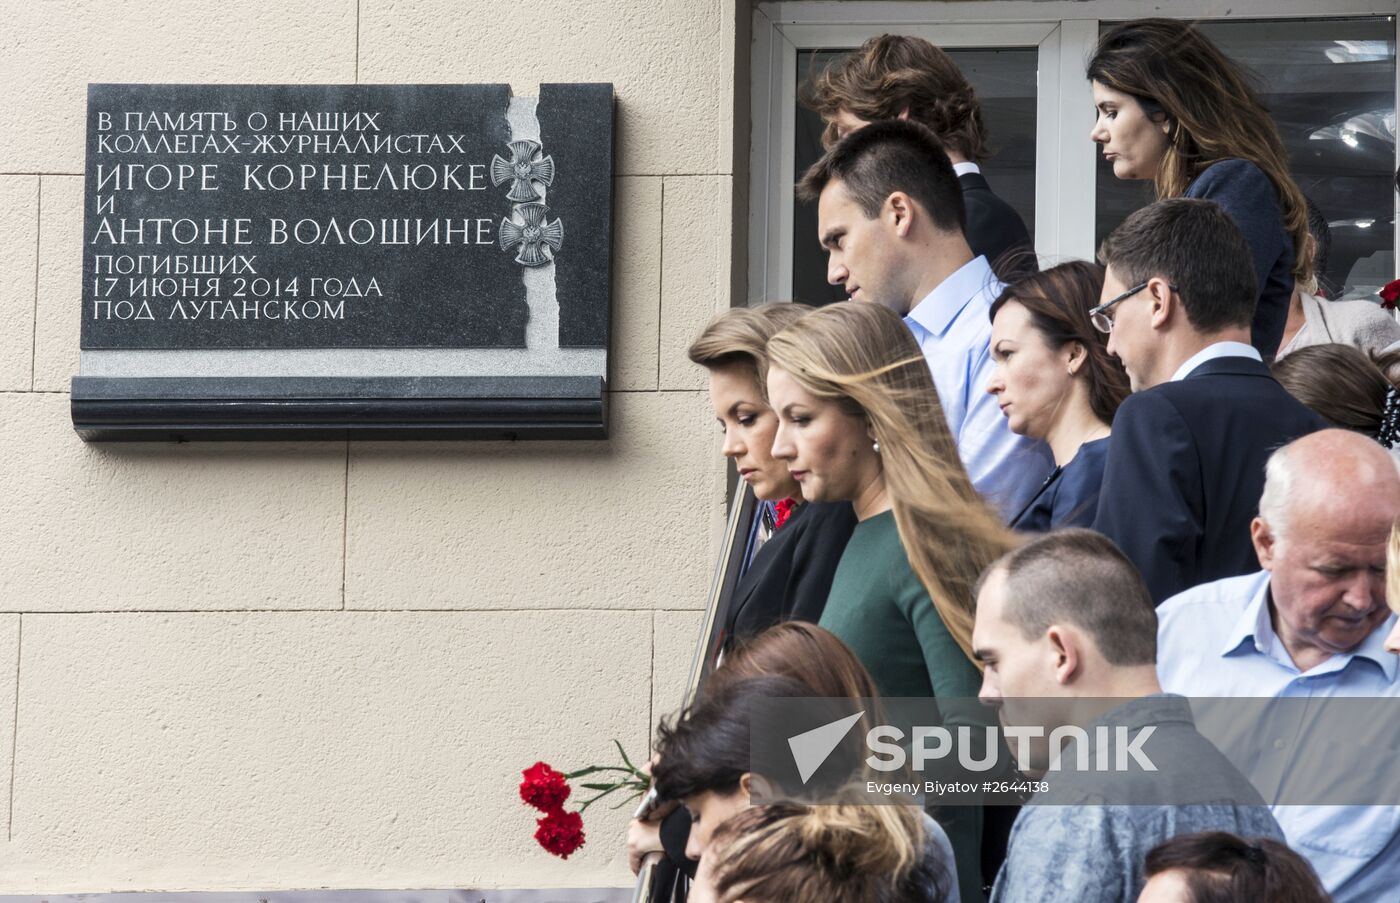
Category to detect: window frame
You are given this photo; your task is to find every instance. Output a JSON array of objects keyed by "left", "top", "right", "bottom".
[{"left": 749, "top": 0, "right": 1400, "bottom": 304}]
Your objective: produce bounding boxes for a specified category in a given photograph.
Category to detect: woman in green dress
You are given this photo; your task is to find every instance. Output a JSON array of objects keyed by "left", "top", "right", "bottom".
[{"left": 766, "top": 301, "right": 1017, "bottom": 903}]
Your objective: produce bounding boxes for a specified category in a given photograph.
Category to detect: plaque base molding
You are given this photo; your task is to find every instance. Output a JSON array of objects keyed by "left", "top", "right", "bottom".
[{"left": 70, "top": 375, "right": 608, "bottom": 441}]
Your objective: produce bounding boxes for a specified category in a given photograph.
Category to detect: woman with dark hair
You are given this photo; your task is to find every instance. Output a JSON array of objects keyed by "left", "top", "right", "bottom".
[
  {"left": 1270, "top": 343, "right": 1400, "bottom": 454},
  {"left": 629, "top": 623, "right": 959, "bottom": 900},
  {"left": 649, "top": 671, "right": 958, "bottom": 902},
  {"left": 984, "top": 261, "right": 1130, "bottom": 530},
  {"left": 1138, "top": 832, "right": 1331, "bottom": 903},
  {"left": 1087, "top": 18, "right": 1311, "bottom": 358}
]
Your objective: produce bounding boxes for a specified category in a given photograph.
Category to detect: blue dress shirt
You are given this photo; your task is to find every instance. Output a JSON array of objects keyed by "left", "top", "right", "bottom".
[
  {"left": 1157, "top": 571, "right": 1400, "bottom": 903},
  {"left": 903, "top": 256, "right": 1052, "bottom": 517}
]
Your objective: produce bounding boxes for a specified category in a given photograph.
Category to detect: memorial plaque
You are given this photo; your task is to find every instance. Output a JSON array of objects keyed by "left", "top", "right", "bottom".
[{"left": 72, "top": 83, "right": 614, "bottom": 440}]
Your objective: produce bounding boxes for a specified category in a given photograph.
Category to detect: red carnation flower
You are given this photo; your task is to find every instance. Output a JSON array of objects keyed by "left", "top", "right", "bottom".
[
  {"left": 519, "top": 761, "right": 571, "bottom": 812},
  {"left": 773, "top": 498, "right": 797, "bottom": 530},
  {"left": 1379, "top": 279, "right": 1400, "bottom": 311},
  {"left": 534, "top": 807, "right": 587, "bottom": 859}
]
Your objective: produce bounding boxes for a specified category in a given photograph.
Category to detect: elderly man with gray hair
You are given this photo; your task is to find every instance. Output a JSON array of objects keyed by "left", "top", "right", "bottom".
[{"left": 1157, "top": 428, "right": 1400, "bottom": 903}]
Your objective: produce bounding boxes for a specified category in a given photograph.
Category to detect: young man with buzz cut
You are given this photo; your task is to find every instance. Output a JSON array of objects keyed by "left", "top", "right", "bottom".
[
  {"left": 973, "top": 529, "right": 1284, "bottom": 903},
  {"left": 797, "top": 119, "right": 1051, "bottom": 518}
]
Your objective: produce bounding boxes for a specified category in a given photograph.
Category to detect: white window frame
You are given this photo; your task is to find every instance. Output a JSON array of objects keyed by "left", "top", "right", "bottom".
[{"left": 749, "top": 0, "right": 1400, "bottom": 304}]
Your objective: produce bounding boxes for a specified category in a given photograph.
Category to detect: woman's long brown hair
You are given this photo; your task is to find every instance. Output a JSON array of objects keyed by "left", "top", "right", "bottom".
[
  {"left": 766, "top": 303, "right": 1017, "bottom": 662},
  {"left": 1088, "top": 18, "right": 1313, "bottom": 283}
]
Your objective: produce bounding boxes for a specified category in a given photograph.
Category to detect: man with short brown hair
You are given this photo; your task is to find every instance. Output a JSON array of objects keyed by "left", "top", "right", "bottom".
[{"left": 805, "top": 34, "right": 1031, "bottom": 272}]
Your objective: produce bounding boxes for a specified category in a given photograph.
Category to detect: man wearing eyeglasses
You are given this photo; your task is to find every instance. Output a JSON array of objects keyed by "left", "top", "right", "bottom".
[{"left": 1091, "top": 198, "right": 1325, "bottom": 605}]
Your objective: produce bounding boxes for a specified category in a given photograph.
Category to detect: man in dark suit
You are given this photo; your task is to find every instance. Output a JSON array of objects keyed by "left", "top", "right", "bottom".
[
  {"left": 804, "top": 34, "right": 1032, "bottom": 276},
  {"left": 1091, "top": 198, "right": 1326, "bottom": 605}
]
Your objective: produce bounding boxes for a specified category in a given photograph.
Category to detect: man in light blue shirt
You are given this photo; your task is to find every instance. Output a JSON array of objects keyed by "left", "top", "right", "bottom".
[
  {"left": 1157, "top": 429, "right": 1400, "bottom": 903},
  {"left": 796, "top": 119, "right": 1050, "bottom": 518}
]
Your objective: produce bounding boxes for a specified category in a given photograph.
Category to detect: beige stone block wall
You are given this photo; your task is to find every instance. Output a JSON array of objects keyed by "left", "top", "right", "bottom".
[
  {"left": 0, "top": 178, "right": 38, "bottom": 391},
  {"left": 0, "top": 0, "right": 742, "bottom": 891},
  {"left": 6, "top": 611, "right": 651, "bottom": 889},
  {"left": 0, "top": 616, "right": 17, "bottom": 841},
  {"left": 33, "top": 176, "right": 83, "bottom": 393}
]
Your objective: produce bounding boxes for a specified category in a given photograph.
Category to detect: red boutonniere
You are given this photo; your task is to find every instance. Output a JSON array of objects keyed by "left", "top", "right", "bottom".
[
  {"left": 1379, "top": 279, "right": 1400, "bottom": 311},
  {"left": 773, "top": 498, "right": 798, "bottom": 530}
]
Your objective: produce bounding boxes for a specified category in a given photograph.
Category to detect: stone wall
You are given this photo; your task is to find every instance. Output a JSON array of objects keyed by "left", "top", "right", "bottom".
[{"left": 0, "top": 0, "right": 739, "bottom": 891}]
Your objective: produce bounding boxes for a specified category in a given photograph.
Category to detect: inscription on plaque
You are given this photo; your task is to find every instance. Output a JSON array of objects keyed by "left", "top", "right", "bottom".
[{"left": 82, "top": 83, "right": 610, "bottom": 351}]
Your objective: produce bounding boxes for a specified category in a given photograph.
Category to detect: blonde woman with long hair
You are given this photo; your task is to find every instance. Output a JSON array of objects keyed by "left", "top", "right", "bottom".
[
  {"left": 1087, "top": 18, "right": 1309, "bottom": 358},
  {"left": 766, "top": 301, "right": 1016, "bottom": 902}
]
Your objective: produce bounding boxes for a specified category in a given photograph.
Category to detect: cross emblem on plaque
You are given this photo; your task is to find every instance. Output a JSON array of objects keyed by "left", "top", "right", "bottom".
[
  {"left": 499, "top": 202, "right": 564, "bottom": 267},
  {"left": 490, "top": 139, "right": 557, "bottom": 203}
]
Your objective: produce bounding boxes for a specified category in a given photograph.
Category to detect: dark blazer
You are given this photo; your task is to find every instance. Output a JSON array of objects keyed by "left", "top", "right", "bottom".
[
  {"left": 1092, "top": 356, "right": 1326, "bottom": 605},
  {"left": 1011, "top": 436, "right": 1110, "bottom": 533},
  {"left": 1184, "top": 160, "right": 1295, "bottom": 359},
  {"left": 721, "top": 500, "right": 858, "bottom": 648},
  {"left": 960, "top": 171, "right": 1032, "bottom": 279}
]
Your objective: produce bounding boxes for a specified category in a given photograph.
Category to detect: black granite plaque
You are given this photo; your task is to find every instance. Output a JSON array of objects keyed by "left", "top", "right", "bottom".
[
  {"left": 538, "top": 84, "right": 613, "bottom": 348},
  {"left": 74, "top": 83, "right": 615, "bottom": 440},
  {"left": 81, "top": 83, "right": 614, "bottom": 350}
]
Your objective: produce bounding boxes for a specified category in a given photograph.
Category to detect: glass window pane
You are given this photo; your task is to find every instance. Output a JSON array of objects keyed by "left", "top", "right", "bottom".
[
  {"left": 793, "top": 47, "right": 1038, "bottom": 306},
  {"left": 1093, "top": 17, "right": 1396, "bottom": 300}
]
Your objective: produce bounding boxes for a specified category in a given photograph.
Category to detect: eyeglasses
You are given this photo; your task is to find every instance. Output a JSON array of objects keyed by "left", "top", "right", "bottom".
[{"left": 1089, "top": 281, "right": 1177, "bottom": 333}]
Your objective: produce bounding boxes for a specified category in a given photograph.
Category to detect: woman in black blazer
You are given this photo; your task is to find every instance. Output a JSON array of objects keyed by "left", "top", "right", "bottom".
[
  {"left": 985, "top": 262, "right": 1130, "bottom": 531},
  {"left": 1087, "top": 18, "right": 1311, "bottom": 358}
]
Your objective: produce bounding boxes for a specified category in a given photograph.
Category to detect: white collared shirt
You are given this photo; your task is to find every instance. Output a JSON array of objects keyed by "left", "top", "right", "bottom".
[
  {"left": 952, "top": 161, "right": 981, "bottom": 177},
  {"left": 1169, "top": 340, "right": 1262, "bottom": 382}
]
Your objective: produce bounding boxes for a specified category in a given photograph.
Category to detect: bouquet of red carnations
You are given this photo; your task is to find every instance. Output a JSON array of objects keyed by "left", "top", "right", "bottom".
[{"left": 519, "top": 740, "right": 650, "bottom": 860}]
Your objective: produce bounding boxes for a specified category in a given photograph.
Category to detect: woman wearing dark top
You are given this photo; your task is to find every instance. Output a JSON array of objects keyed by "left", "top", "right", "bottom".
[
  {"left": 685, "top": 303, "right": 858, "bottom": 647},
  {"left": 1087, "top": 18, "right": 1312, "bottom": 359},
  {"left": 767, "top": 303, "right": 1016, "bottom": 903},
  {"left": 985, "top": 261, "right": 1131, "bottom": 531}
]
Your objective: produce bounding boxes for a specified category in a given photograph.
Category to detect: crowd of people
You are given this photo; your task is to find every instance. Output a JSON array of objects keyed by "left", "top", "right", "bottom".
[{"left": 623, "top": 18, "right": 1400, "bottom": 903}]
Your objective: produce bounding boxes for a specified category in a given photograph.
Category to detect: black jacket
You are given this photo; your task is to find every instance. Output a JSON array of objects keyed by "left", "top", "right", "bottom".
[
  {"left": 720, "top": 500, "right": 857, "bottom": 648},
  {"left": 1093, "top": 356, "right": 1326, "bottom": 605},
  {"left": 960, "top": 171, "right": 1032, "bottom": 279}
]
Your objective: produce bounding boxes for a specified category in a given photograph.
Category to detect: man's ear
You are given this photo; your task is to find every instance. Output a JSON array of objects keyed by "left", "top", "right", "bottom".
[
  {"left": 1251, "top": 517, "right": 1277, "bottom": 572},
  {"left": 1147, "top": 276, "right": 1175, "bottom": 330},
  {"left": 886, "top": 191, "right": 916, "bottom": 237},
  {"left": 1045, "top": 626, "right": 1081, "bottom": 687},
  {"left": 739, "top": 771, "right": 757, "bottom": 799}
]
